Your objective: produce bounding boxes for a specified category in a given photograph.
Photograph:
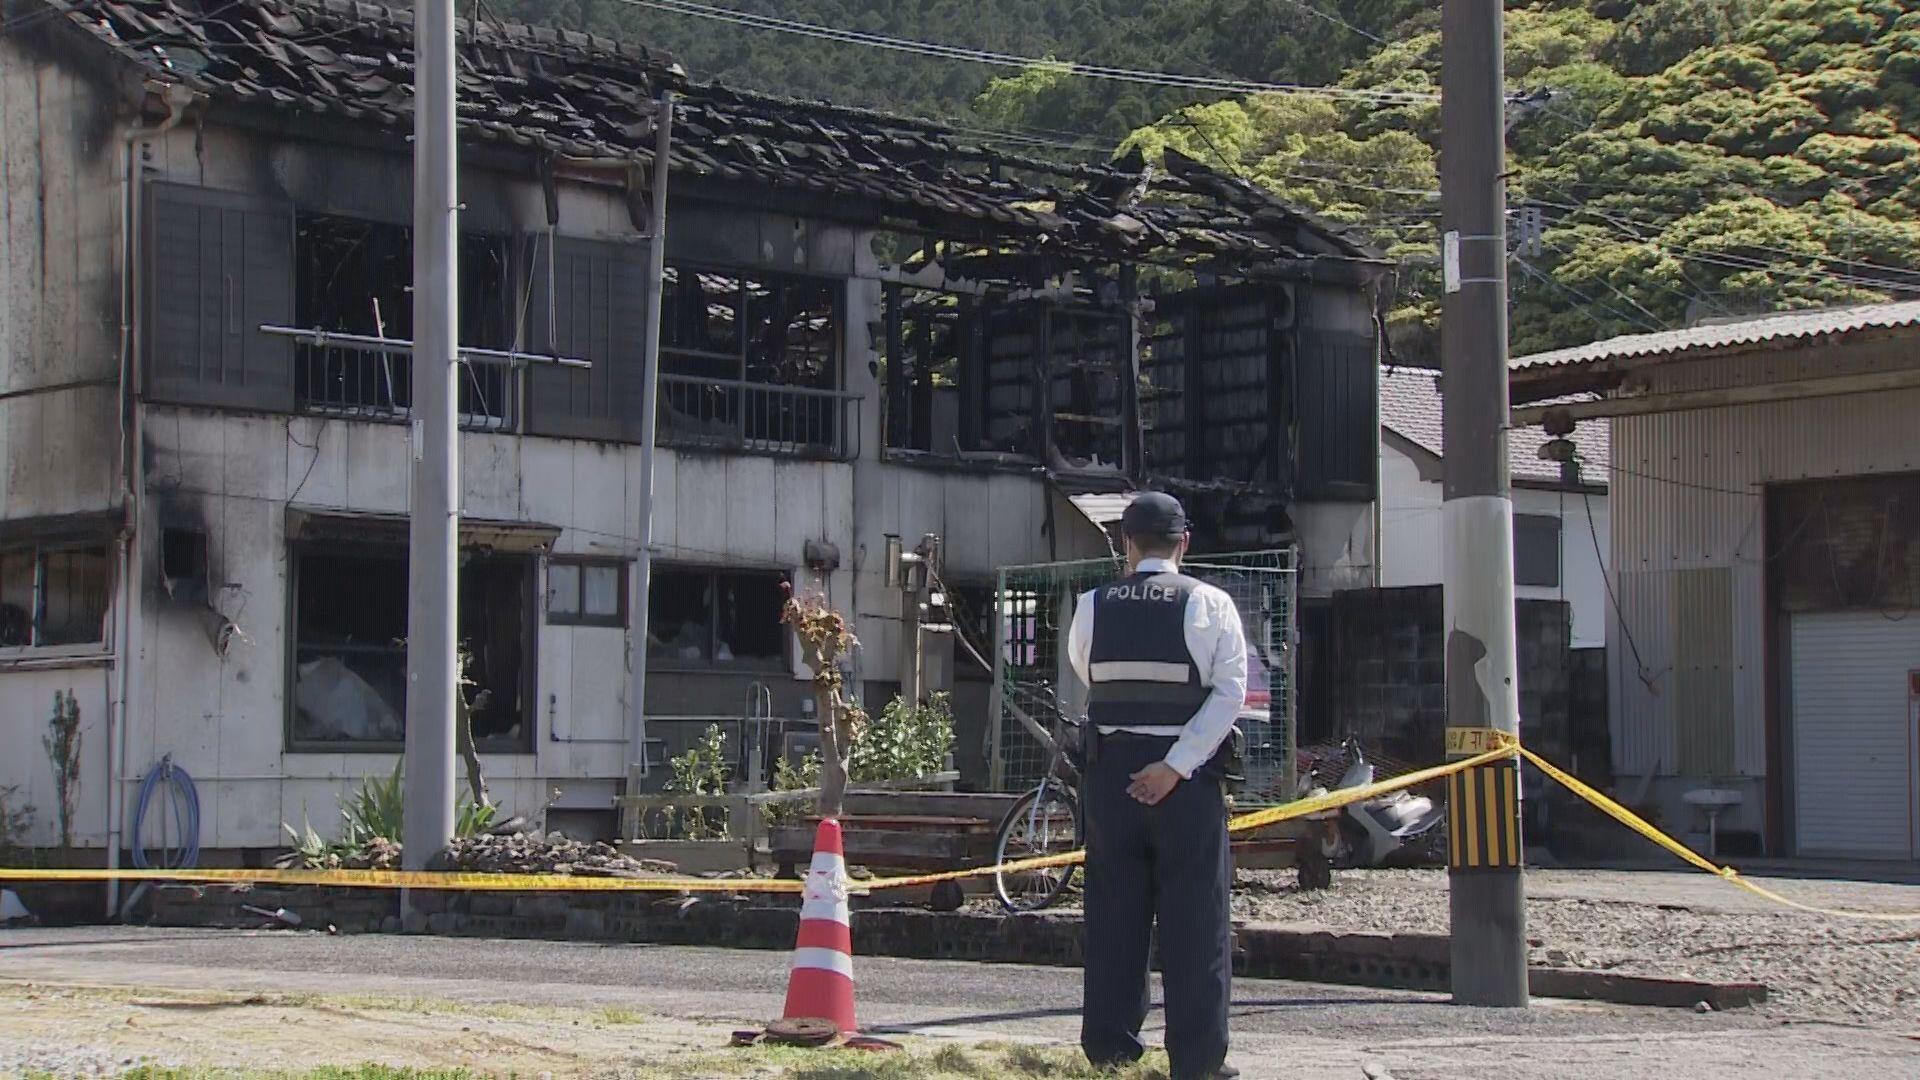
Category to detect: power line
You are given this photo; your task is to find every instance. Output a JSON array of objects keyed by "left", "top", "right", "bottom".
[
  {"left": 1527, "top": 195, "right": 1920, "bottom": 288},
  {"left": 1274, "top": 0, "right": 1387, "bottom": 45},
  {"left": 1512, "top": 256, "right": 1660, "bottom": 334},
  {"left": 1582, "top": 489, "right": 1663, "bottom": 695},
  {"left": 1547, "top": 204, "right": 1920, "bottom": 297},
  {"left": 617, "top": 0, "right": 1436, "bottom": 105}
]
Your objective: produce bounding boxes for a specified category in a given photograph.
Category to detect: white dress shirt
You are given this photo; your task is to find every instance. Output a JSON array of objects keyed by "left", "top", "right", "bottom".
[{"left": 1065, "top": 556, "right": 1249, "bottom": 779}]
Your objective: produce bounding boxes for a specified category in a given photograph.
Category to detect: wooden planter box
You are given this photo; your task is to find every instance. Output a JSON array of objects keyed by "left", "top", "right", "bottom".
[{"left": 617, "top": 838, "right": 755, "bottom": 875}]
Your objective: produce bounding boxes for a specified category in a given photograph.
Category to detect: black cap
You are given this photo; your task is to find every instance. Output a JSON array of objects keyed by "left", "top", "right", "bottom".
[{"left": 1120, "top": 491, "right": 1187, "bottom": 539}]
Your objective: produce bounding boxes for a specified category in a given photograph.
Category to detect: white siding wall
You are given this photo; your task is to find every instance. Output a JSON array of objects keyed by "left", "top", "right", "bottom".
[
  {"left": 1607, "top": 342, "right": 1920, "bottom": 837},
  {"left": 1379, "top": 443, "right": 1446, "bottom": 589},
  {"left": 0, "top": 47, "right": 124, "bottom": 850},
  {"left": 1379, "top": 441, "right": 1609, "bottom": 647},
  {"left": 131, "top": 407, "right": 855, "bottom": 849}
]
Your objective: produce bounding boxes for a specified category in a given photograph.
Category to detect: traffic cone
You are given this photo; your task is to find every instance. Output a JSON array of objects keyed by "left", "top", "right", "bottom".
[{"left": 780, "top": 817, "right": 858, "bottom": 1036}]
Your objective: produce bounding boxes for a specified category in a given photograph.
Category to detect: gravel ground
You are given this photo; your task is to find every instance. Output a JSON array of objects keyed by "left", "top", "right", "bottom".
[{"left": 1228, "top": 867, "right": 1920, "bottom": 1026}]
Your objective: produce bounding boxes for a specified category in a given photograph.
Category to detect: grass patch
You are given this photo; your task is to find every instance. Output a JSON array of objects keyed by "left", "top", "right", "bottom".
[
  {"left": 597, "top": 1006, "right": 649, "bottom": 1026},
  {"left": 26, "top": 1070, "right": 479, "bottom": 1080}
]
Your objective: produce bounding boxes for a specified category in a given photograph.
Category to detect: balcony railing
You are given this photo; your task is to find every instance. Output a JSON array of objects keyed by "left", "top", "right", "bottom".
[
  {"left": 659, "top": 375, "right": 860, "bottom": 461},
  {"left": 294, "top": 343, "right": 516, "bottom": 431}
]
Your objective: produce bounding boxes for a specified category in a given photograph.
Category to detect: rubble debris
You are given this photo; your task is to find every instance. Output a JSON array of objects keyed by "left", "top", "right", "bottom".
[{"left": 435, "top": 832, "right": 681, "bottom": 879}]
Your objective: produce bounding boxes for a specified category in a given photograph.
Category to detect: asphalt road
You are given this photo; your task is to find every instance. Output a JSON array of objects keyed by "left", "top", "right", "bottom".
[{"left": 4, "top": 927, "right": 1917, "bottom": 1078}]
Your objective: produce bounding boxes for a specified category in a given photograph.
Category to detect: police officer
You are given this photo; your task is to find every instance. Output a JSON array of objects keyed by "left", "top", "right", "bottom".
[{"left": 1067, "top": 492, "right": 1246, "bottom": 1080}]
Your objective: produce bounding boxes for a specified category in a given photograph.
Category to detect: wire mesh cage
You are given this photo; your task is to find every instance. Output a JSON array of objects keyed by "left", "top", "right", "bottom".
[{"left": 984, "top": 549, "right": 1298, "bottom": 804}]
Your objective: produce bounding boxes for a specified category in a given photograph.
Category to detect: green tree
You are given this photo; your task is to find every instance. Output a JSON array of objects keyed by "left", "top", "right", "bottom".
[{"left": 1126, "top": 1, "right": 1920, "bottom": 356}]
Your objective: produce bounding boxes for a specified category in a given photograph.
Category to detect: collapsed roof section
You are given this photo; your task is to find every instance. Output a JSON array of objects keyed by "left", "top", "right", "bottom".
[{"left": 45, "top": 0, "right": 1381, "bottom": 282}]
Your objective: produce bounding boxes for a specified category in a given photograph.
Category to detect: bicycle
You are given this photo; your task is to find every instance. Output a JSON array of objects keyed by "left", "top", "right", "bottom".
[{"left": 992, "top": 686, "right": 1085, "bottom": 913}]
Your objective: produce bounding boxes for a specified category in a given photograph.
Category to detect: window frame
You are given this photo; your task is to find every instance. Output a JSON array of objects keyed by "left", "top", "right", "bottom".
[
  {"left": 0, "top": 540, "right": 113, "bottom": 657},
  {"left": 546, "top": 556, "right": 628, "bottom": 629},
  {"left": 661, "top": 263, "right": 843, "bottom": 392},
  {"left": 645, "top": 563, "right": 794, "bottom": 673},
  {"left": 284, "top": 539, "right": 539, "bottom": 755},
  {"left": 1513, "top": 512, "right": 1564, "bottom": 589}
]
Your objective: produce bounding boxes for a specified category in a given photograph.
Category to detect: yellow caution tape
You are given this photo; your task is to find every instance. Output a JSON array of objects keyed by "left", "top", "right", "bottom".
[
  {"left": 0, "top": 865, "right": 807, "bottom": 892},
  {"left": 1519, "top": 747, "right": 1920, "bottom": 922},
  {"left": 861, "top": 745, "right": 1515, "bottom": 891},
  {"left": 9, "top": 740, "right": 1912, "bottom": 923},
  {"left": 0, "top": 748, "right": 1510, "bottom": 896}
]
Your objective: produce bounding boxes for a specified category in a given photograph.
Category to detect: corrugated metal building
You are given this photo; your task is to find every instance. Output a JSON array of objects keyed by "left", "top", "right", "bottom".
[{"left": 1513, "top": 303, "right": 1920, "bottom": 861}]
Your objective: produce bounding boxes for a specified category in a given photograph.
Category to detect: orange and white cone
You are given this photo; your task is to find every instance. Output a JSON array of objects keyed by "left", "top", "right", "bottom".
[{"left": 781, "top": 817, "right": 858, "bottom": 1035}]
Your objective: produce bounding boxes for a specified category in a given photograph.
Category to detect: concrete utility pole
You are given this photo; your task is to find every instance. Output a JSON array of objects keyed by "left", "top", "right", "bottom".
[
  {"left": 628, "top": 93, "right": 674, "bottom": 776},
  {"left": 403, "top": 0, "right": 459, "bottom": 873},
  {"left": 1440, "top": 0, "right": 1529, "bottom": 1006}
]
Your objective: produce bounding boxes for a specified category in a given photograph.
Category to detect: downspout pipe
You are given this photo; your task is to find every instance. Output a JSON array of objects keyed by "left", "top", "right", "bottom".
[{"left": 109, "top": 86, "right": 197, "bottom": 918}]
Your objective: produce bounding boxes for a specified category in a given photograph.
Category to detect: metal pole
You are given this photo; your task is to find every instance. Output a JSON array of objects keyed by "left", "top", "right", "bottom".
[
  {"left": 1441, "top": 0, "right": 1528, "bottom": 1007},
  {"left": 629, "top": 93, "right": 675, "bottom": 774},
  {"left": 402, "top": 0, "right": 459, "bottom": 875}
]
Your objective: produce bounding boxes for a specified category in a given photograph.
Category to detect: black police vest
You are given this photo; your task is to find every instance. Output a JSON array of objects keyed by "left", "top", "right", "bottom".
[{"left": 1086, "top": 571, "right": 1210, "bottom": 732}]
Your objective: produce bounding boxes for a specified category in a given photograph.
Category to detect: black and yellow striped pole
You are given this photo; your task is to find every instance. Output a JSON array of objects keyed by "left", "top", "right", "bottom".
[{"left": 1445, "top": 729, "right": 1523, "bottom": 871}]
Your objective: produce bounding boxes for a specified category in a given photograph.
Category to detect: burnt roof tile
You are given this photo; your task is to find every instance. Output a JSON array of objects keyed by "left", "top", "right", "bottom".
[{"left": 44, "top": 0, "right": 1379, "bottom": 275}]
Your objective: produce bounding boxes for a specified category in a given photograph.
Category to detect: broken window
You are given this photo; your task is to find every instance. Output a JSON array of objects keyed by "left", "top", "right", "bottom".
[
  {"left": 547, "top": 557, "right": 626, "bottom": 628},
  {"left": 882, "top": 289, "right": 1129, "bottom": 469},
  {"left": 1044, "top": 309, "right": 1129, "bottom": 472},
  {"left": 647, "top": 566, "right": 789, "bottom": 668},
  {"left": 658, "top": 267, "right": 844, "bottom": 455},
  {"left": 1143, "top": 285, "right": 1283, "bottom": 487},
  {"left": 293, "top": 213, "right": 513, "bottom": 428},
  {"left": 883, "top": 286, "right": 974, "bottom": 455},
  {"left": 0, "top": 544, "right": 110, "bottom": 649},
  {"left": 290, "top": 543, "right": 533, "bottom": 750}
]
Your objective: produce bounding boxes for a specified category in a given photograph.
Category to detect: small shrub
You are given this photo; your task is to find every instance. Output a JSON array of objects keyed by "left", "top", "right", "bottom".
[
  {"left": 762, "top": 752, "right": 822, "bottom": 829},
  {"left": 0, "top": 784, "right": 35, "bottom": 862},
  {"left": 43, "top": 690, "right": 81, "bottom": 851},
  {"left": 279, "top": 764, "right": 496, "bottom": 868},
  {"left": 849, "top": 692, "right": 954, "bottom": 783},
  {"left": 662, "top": 723, "right": 731, "bottom": 839}
]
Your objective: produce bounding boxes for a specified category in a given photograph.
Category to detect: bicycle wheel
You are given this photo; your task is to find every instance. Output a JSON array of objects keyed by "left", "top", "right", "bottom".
[{"left": 993, "top": 783, "right": 1083, "bottom": 913}]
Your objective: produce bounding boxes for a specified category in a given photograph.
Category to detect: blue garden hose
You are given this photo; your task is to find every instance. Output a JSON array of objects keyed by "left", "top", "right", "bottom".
[{"left": 131, "top": 756, "right": 200, "bottom": 871}]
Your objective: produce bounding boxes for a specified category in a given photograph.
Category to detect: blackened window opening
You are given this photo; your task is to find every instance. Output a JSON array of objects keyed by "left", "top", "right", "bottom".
[
  {"left": 647, "top": 566, "right": 789, "bottom": 668},
  {"left": 290, "top": 544, "right": 533, "bottom": 749},
  {"left": 0, "top": 544, "right": 110, "bottom": 648},
  {"left": 1045, "top": 308, "right": 1128, "bottom": 472},
  {"left": 883, "top": 286, "right": 971, "bottom": 454},
  {"left": 658, "top": 266, "right": 841, "bottom": 453},
  {"left": 1142, "top": 286, "right": 1283, "bottom": 488},
  {"left": 883, "top": 290, "right": 1130, "bottom": 467},
  {"left": 293, "top": 214, "right": 512, "bottom": 426}
]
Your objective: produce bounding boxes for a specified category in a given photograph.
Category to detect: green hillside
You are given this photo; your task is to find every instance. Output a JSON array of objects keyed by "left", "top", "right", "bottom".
[{"left": 501, "top": 2, "right": 1920, "bottom": 355}]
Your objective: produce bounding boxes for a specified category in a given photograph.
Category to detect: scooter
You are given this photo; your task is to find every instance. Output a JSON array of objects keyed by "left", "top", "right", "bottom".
[{"left": 1304, "top": 738, "right": 1447, "bottom": 868}]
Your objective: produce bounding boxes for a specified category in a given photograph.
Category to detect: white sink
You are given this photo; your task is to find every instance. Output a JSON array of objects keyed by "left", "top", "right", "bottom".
[{"left": 1684, "top": 788, "right": 1743, "bottom": 809}]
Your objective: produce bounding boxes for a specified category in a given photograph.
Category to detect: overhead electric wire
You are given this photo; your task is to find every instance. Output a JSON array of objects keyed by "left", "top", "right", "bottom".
[
  {"left": 1273, "top": 0, "right": 1388, "bottom": 45},
  {"left": 1526, "top": 194, "right": 1920, "bottom": 287},
  {"left": 1512, "top": 256, "right": 1661, "bottom": 334},
  {"left": 617, "top": 0, "right": 1436, "bottom": 104}
]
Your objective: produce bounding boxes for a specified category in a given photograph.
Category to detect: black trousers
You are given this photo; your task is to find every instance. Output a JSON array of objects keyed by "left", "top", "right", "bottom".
[{"left": 1080, "top": 732, "right": 1232, "bottom": 1080}]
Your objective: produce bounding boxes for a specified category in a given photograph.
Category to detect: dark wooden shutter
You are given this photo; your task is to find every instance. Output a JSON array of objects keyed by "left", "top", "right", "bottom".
[
  {"left": 1294, "top": 323, "right": 1379, "bottom": 500},
  {"left": 524, "top": 234, "right": 648, "bottom": 442},
  {"left": 145, "top": 182, "right": 295, "bottom": 412}
]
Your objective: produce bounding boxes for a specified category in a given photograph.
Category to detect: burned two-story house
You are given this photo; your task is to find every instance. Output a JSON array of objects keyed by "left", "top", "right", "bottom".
[{"left": 0, "top": 0, "right": 1386, "bottom": 862}]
